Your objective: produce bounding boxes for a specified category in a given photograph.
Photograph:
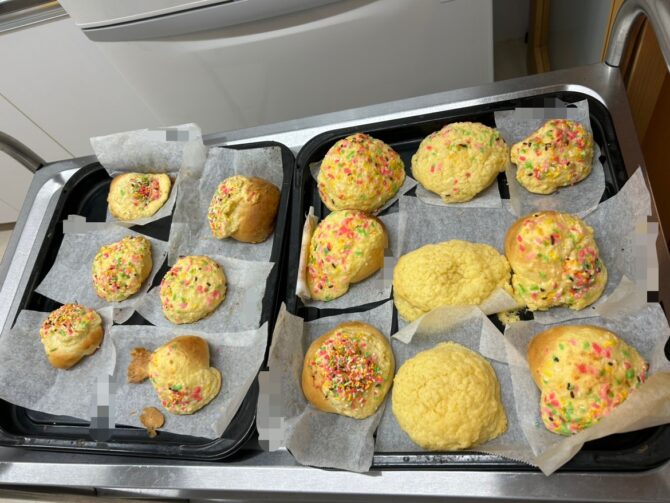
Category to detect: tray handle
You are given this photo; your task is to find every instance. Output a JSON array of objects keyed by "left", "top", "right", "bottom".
[{"left": 0, "top": 131, "right": 45, "bottom": 172}]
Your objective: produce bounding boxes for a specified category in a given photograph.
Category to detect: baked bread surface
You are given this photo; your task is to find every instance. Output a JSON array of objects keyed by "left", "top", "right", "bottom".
[
  {"left": 92, "top": 235, "right": 152, "bottom": 302},
  {"left": 160, "top": 256, "right": 227, "bottom": 324},
  {"left": 40, "top": 304, "right": 103, "bottom": 369},
  {"left": 393, "top": 240, "right": 512, "bottom": 321},
  {"left": 301, "top": 321, "right": 394, "bottom": 419},
  {"left": 512, "top": 119, "right": 594, "bottom": 194},
  {"left": 306, "top": 210, "right": 387, "bottom": 301},
  {"left": 317, "top": 133, "right": 406, "bottom": 212},
  {"left": 411, "top": 122, "right": 509, "bottom": 203},
  {"left": 504, "top": 211, "right": 607, "bottom": 311},
  {"left": 392, "top": 342, "right": 507, "bottom": 450},
  {"left": 108, "top": 173, "right": 171, "bottom": 220},
  {"left": 528, "top": 325, "right": 647, "bottom": 435},
  {"left": 207, "top": 175, "right": 280, "bottom": 243}
]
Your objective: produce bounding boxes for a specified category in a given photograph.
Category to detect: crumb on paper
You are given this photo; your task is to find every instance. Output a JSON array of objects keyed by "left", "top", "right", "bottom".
[
  {"left": 497, "top": 310, "right": 522, "bottom": 326},
  {"left": 128, "top": 347, "right": 151, "bottom": 383},
  {"left": 140, "top": 406, "right": 165, "bottom": 438}
]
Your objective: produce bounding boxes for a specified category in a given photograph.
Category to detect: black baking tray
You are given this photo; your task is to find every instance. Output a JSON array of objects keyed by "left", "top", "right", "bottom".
[
  {"left": 0, "top": 141, "right": 294, "bottom": 461},
  {"left": 286, "top": 91, "right": 670, "bottom": 472}
]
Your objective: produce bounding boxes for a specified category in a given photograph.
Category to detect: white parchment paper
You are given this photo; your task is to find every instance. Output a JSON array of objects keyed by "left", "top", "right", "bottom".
[
  {"left": 112, "top": 323, "right": 266, "bottom": 439},
  {"left": 135, "top": 256, "right": 274, "bottom": 332},
  {"left": 0, "top": 308, "right": 114, "bottom": 421},
  {"left": 268, "top": 301, "right": 394, "bottom": 472},
  {"left": 169, "top": 146, "right": 285, "bottom": 264},
  {"left": 35, "top": 225, "right": 168, "bottom": 323}
]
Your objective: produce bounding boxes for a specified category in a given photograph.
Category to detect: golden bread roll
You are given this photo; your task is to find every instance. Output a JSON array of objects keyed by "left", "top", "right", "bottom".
[
  {"left": 128, "top": 336, "right": 222, "bottom": 415},
  {"left": 512, "top": 119, "right": 594, "bottom": 194},
  {"left": 160, "top": 256, "right": 227, "bottom": 324},
  {"left": 108, "top": 173, "right": 172, "bottom": 220},
  {"left": 92, "top": 235, "right": 152, "bottom": 302},
  {"left": 528, "top": 325, "right": 648, "bottom": 435},
  {"left": 411, "top": 122, "right": 509, "bottom": 203},
  {"left": 207, "top": 175, "right": 280, "bottom": 243},
  {"left": 317, "top": 133, "right": 406, "bottom": 212},
  {"left": 392, "top": 342, "right": 507, "bottom": 450},
  {"left": 504, "top": 211, "right": 607, "bottom": 311},
  {"left": 393, "top": 240, "right": 512, "bottom": 321},
  {"left": 306, "top": 210, "right": 387, "bottom": 301},
  {"left": 302, "top": 321, "right": 394, "bottom": 419},
  {"left": 40, "top": 304, "right": 103, "bottom": 369}
]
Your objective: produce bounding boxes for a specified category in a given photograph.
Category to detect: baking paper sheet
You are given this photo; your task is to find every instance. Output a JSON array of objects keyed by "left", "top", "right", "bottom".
[
  {"left": 268, "top": 301, "right": 394, "bottom": 472},
  {"left": 35, "top": 224, "right": 168, "bottom": 324},
  {"left": 135, "top": 255, "right": 274, "bottom": 332},
  {"left": 415, "top": 176, "right": 503, "bottom": 208},
  {"left": 111, "top": 323, "right": 266, "bottom": 439},
  {"left": 0, "top": 308, "right": 114, "bottom": 421},
  {"left": 492, "top": 304, "right": 670, "bottom": 475},
  {"left": 375, "top": 306, "right": 535, "bottom": 466},
  {"left": 494, "top": 100, "right": 606, "bottom": 218},
  {"left": 169, "top": 146, "right": 285, "bottom": 264}
]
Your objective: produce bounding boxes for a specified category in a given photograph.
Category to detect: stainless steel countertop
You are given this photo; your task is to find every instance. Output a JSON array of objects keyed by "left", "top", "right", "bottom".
[{"left": 1, "top": 62, "right": 668, "bottom": 501}]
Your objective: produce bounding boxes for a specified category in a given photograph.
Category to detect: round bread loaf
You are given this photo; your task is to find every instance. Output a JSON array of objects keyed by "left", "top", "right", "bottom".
[
  {"left": 393, "top": 240, "right": 512, "bottom": 321},
  {"left": 504, "top": 211, "right": 607, "bottom": 311},
  {"left": 207, "top": 175, "right": 280, "bottom": 243},
  {"left": 108, "top": 173, "right": 172, "bottom": 220},
  {"left": 512, "top": 119, "right": 594, "bottom": 194},
  {"left": 302, "top": 321, "right": 394, "bottom": 419},
  {"left": 40, "top": 304, "right": 103, "bottom": 369},
  {"left": 317, "top": 133, "right": 406, "bottom": 212},
  {"left": 528, "top": 325, "right": 647, "bottom": 435},
  {"left": 160, "top": 256, "right": 227, "bottom": 324},
  {"left": 92, "top": 235, "right": 152, "bottom": 302},
  {"left": 392, "top": 342, "right": 507, "bottom": 450},
  {"left": 411, "top": 122, "right": 509, "bottom": 203},
  {"left": 306, "top": 210, "right": 388, "bottom": 301}
]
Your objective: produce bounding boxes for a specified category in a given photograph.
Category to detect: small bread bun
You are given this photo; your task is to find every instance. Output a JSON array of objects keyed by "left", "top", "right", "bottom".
[
  {"left": 512, "top": 119, "right": 594, "bottom": 194},
  {"left": 504, "top": 211, "right": 607, "bottom": 311},
  {"left": 306, "top": 210, "right": 387, "bottom": 301},
  {"left": 129, "top": 335, "right": 222, "bottom": 415},
  {"left": 302, "top": 321, "right": 394, "bottom": 419},
  {"left": 40, "top": 304, "right": 103, "bottom": 369},
  {"left": 108, "top": 173, "right": 171, "bottom": 220},
  {"left": 207, "top": 175, "right": 280, "bottom": 243},
  {"left": 92, "top": 235, "right": 152, "bottom": 302},
  {"left": 392, "top": 342, "right": 507, "bottom": 450},
  {"left": 160, "top": 256, "right": 227, "bottom": 324},
  {"left": 411, "top": 122, "right": 509, "bottom": 203},
  {"left": 317, "top": 133, "right": 406, "bottom": 212},
  {"left": 528, "top": 325, "right": 648, "bottom": 435}
]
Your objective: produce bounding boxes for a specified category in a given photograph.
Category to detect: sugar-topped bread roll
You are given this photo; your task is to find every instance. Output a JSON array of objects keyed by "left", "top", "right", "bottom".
[
  {"left": 306, "top": 210, "right": 387, "bottom": 301},
  {"left": 108, "top": 173, "right": 171, "bottom": 220},
  {"left": 393, "top": 240, "right": 513, "bottom": 321},
  {"left": 40, "top": 304, "right": 103, "bottom": 369},
  {"left": 317, "top": 133, "right": 406, "bottom": 212},
  {"left": 160, "top": 256, "right": 227, "bottom": 324},
  {"left": 512, "top": 119, "right": 594, "bottom": 194},
  {"left": 504, "top": 211, "right": 607, "bottom": 311},
  {"left": 411, "top": 122, "right": 509, "bottom": 203},
  {"left": 128, "top": 335, "right": 221, "bottom": 415},
  {"left": 207, "top": 175, "right": 280, "bottom": 243},
  {"left": 392, "top": 342, "right": 507, "bottom": 450},
  {"left": 528, "top": 325, "right": 648, "bottom": 435},
  {"left": 302, "top": 321, "right": 394, "bottom": 419},
  {"left": 92, "top": 235, "right": 152, "bottom": 302}
]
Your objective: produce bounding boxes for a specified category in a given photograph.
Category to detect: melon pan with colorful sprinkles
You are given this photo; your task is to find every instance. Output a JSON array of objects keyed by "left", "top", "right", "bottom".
[
  {"left": 108, "top": 172, "right": 172, "bottom": 221},
  {"left": 92, "top": 235, "right": 153, "bottom": 302}
]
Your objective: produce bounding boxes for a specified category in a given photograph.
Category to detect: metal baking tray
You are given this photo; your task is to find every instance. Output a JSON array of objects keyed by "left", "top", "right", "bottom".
[
  {"left": 0, "top": 141, "right": 294, "bottom": 461},
  {"left": 286, "top": 90, "right": 670, "bottom": 472}
]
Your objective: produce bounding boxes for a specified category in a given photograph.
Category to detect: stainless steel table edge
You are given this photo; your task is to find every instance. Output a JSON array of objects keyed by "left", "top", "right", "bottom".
[{"left": 0, "top": 63, "right": 668, "bottom": 501}]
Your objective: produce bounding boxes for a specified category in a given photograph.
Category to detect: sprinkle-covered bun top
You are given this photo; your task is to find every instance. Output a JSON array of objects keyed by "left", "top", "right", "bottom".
[
  {"left": 504, "top": 211, "right": 607, "bottom": 311},
  {"left": 307, "top": 210, "right": 387, "bottom": 301},
  {"left": 318, "top": 133, "right": 405, "bottom": 212},
  {"left": 92, "top": 235, "right": 152, "bottom": 302},
  {"left": 512, "top": 119, "right": 595, "bottom": 194},
  {"left": 108, "top": 173, "right": 172, "bottom": 221},
  {"left": 40, "top": 304, "right": 100, "bottom": 350},
  {"left": 528, "top": 325, "right": 648, "bottom": 435}
]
